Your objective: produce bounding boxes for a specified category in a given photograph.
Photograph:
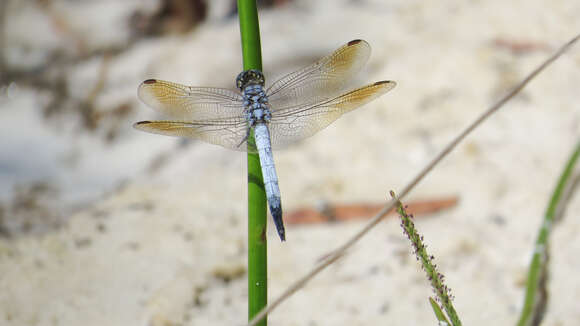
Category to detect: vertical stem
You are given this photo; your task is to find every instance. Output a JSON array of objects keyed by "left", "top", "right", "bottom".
[
  {"left": 237, "top": 1, "right": 267, "bottom": 326},
  {"left": 238, "top": 1, "right": 263, "bottom": 71}
]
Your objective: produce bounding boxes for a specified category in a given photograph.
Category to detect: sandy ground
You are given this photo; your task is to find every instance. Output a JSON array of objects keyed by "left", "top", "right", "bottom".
[{"left": 1, "top": 0, "right": 579, "bottom": 325}]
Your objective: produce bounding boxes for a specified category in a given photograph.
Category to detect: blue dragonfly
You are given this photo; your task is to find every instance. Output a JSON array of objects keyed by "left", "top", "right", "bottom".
[{"left": 134, "top": 39, "right": 396, "bottom": 241}]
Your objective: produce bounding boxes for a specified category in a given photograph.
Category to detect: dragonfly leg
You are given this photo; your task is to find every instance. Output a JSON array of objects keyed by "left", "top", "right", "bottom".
[{"left": 237, "top": 127, "right": 251, "bottom": 148}]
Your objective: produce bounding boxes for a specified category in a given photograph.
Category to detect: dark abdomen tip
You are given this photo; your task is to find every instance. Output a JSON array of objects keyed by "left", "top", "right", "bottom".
[{"left": 269, "top": 200, "right": 285, "bottom": 241}]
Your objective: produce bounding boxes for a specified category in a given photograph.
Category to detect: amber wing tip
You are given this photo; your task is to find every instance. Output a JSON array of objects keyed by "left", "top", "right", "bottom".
[
  {"left": 133, "top": 121, "right": 151, "bottom": 129},
  {"left": 375, "top": 80, "right": 396, "bottom": 86},
  {"left": 142, "top": 79, "right": 157, "bottom": 85},
  {"left": 347, "top": 39, "right": 364, "bottom": 46}
]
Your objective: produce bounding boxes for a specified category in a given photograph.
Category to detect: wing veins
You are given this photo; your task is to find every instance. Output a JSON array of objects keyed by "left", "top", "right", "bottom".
[{"left": 265, "top": 40, "right": 371, "bottom": 112}]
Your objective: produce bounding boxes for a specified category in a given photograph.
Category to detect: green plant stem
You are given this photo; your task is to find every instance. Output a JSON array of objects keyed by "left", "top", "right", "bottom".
[
  {"left": 237, "top": 1, "right": 267, "bottom": 326},
  {"left": 517, "top": 141, "right": 580, "bottom": 326}
]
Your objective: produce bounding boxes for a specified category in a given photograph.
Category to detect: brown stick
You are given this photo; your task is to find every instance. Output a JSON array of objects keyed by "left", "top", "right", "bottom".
[{"left": 285, "top": 196, "right": 459, "bottom": 224}]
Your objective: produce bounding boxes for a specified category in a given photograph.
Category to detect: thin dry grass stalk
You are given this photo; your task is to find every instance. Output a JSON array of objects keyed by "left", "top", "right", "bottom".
[{"left": 246, "top": 33, "right": 580, "bottom": 326}]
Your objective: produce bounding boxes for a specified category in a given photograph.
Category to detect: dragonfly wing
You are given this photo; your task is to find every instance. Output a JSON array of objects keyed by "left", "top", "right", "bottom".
[
  {"left": 138, "top": 79, "right": 244, "bottom": 120},
  {"left": 134, "top": 118, "right": 251, "bottom": 152},
  {"left": 268, "top": 80, "right": 396, "bottom": 149},
  {"left": 266, "top": 39, "right": 371, "bottom": 111}
]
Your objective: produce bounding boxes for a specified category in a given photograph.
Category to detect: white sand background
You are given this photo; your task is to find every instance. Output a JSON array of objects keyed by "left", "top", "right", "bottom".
[{"left": 1, "top": 0, "right": 579, "bottom": 325}]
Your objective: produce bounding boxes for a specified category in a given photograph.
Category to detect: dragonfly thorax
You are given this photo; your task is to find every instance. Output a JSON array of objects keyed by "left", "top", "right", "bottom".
[
  {"left": 243, "top": 85, "right": 271, "bottom": 125},
  {"left": 237, "top": 70, "right": 271, "bottom": 125}
]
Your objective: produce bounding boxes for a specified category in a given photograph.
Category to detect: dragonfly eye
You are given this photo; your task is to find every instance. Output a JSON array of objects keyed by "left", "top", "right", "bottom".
[{"left": 236, "top": 69, "right": 265, "bottom": 90}]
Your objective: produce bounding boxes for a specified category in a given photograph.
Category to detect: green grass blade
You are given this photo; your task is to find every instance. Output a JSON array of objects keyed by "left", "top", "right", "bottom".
[
  {"left": 517, "top": 140, "right": 580, "bottom": 326},
  {"left": 429, "top": 297, "right": 451, "bottom": 325},
  {"left": 237, "top": 1, "right": 267, "bottom": 325}
]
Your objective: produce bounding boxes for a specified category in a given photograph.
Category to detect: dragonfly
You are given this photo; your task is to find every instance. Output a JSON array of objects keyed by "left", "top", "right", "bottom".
[{"left": 134, "top": 39, "right": 396, "bottom": 241}]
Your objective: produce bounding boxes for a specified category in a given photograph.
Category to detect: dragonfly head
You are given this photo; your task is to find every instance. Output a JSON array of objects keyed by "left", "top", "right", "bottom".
[{"left": 236, "top": 69, "right": 265, "bottom": 91}]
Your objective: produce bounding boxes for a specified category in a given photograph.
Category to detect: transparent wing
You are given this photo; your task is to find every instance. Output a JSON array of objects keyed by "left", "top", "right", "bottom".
[
  {"left": 268, "top": 81, "right": 396, "bottom": 149},
  {"left": 134, "top": 118, "right": 251, "bottom": 152},
  {"left": 137, "top": 79, "right": 244, "bottom": 120},
  {"left": 266, "top": 39, "right": 371, "bottom": 111}
]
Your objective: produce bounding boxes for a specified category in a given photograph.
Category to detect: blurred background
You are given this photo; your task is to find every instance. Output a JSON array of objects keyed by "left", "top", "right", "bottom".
[{"left": 0, "top": 0, "right": 579, "bottom": 325}]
